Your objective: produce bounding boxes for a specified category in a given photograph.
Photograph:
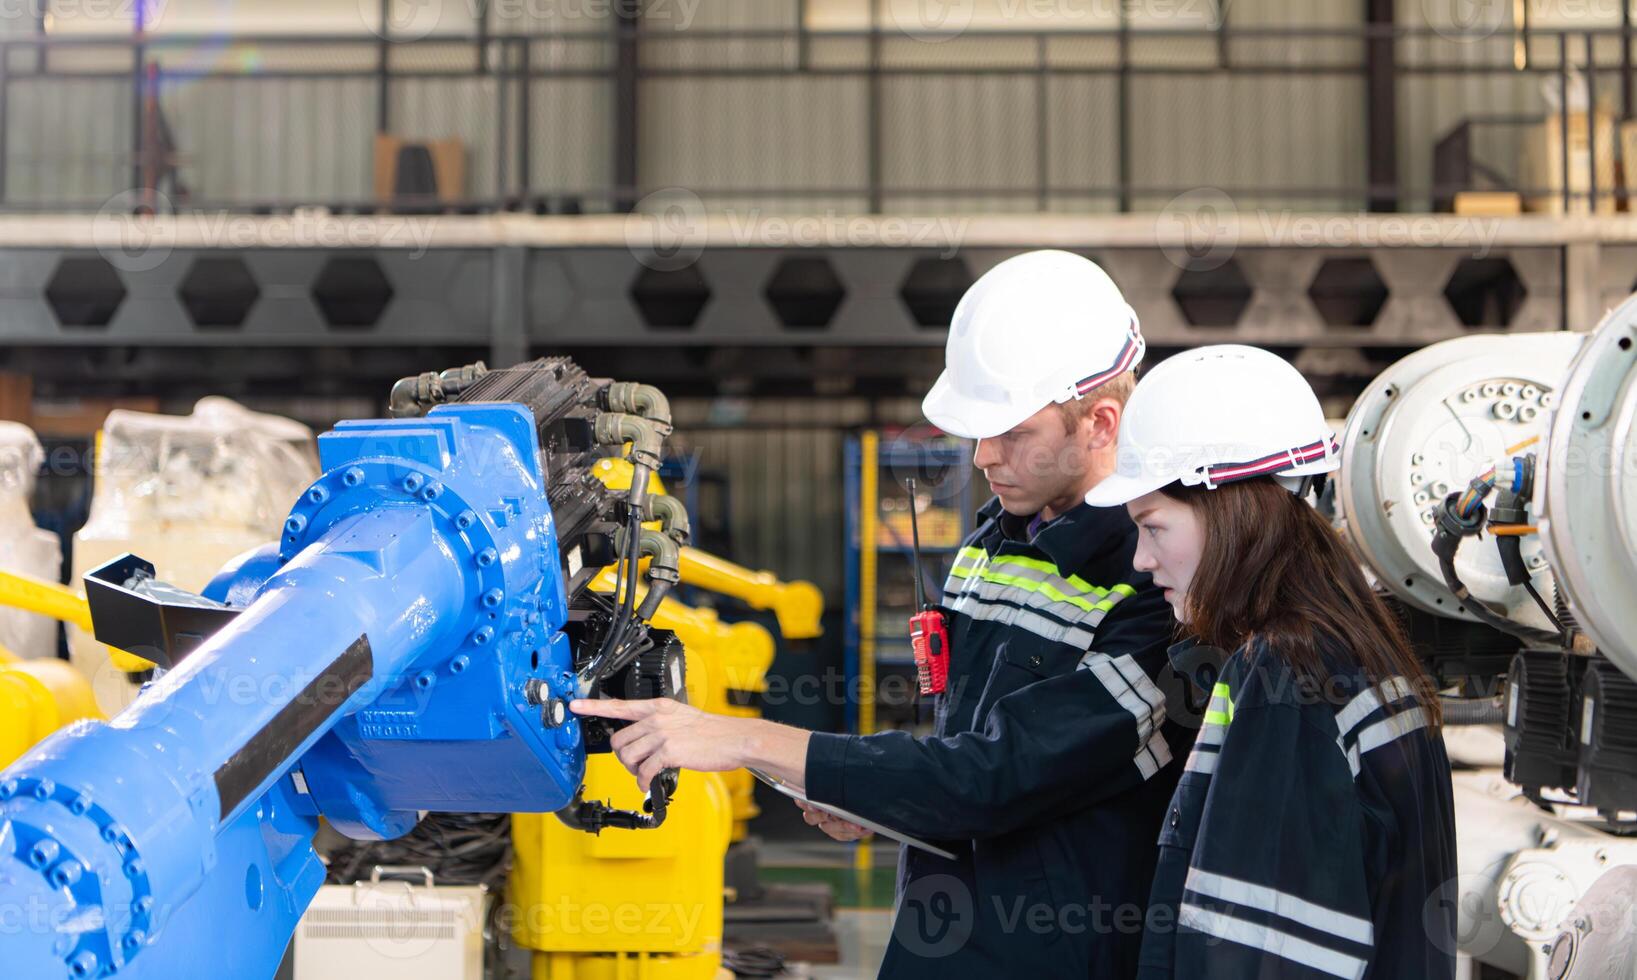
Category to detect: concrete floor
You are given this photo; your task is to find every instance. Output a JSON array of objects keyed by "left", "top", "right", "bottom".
[
  {"left": 757, "top": 839, "right": 895, "bottom": 978},
  {"left": 799, "top": 910, "right": 892, "bottom": 979}
]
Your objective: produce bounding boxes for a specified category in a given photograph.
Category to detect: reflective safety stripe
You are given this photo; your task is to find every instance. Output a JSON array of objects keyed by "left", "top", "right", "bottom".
[
  {"left": 1344, "top": 706, "right": 1430, "bottom": 777},
  {"left": 1079, "top": 651, "right": 1172, "bottom": 779},
  {"left": 955, "top": 598, "right": 1099, "bottom": 648},
  {"left": 980, "top": 569, "right": 1112, "bottom": 614},
  {"left": 943, "top": 546, "right": 991, "bottom": 596},
  {"left": 978, "top": 552, "right": 1113, "bottom": 599},
  {"left": 1185, "top": 868, "right": 1374, "bottom": 945},
  {"left": 952, "top": 578, "right": 1127, "bottom": 635},
  {"left": 1335, "top": 676, "right": 1414, "bottom": 741},
  {"left": 946, "top": 546, "right": 990, "bottom": 580},
  {"left": 1183, "top": 743, "right": 1219, "bottom": 774},
  {"left": 1178, "top": 904, "right": 1368, "bottom": 980},
  {"left": 1203, "top": 681, "right": 1235, "bottom": 727},
  {"left": 1197, "top": 721, "right": 1228, "bottom": 746},
  {"left": 961, "top": 574, "right": 1121, "bottom": 618}
]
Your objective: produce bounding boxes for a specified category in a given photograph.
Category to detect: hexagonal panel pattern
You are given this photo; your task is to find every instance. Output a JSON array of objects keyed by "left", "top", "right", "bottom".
[
  {"left": 1172, "top": 259, "right": 1253, "bottom": 328},
  {"left": 765, "top": 256, "right": 846, "bottom": 329},
  {"left": 631, "top": 265, "right": 711, "bottom": 329},
  {"left": 1308, "top": 257, "right": 1389, "bottom": 328},
  {"left": 179, "top": 256, "right": 261, "bottom": 328},
  {"left": 1444, "top": 257, "right": 1526, "bottom": 328},
  {"left": 899, "top": 256, "right": 973, "bottom": 328},
  {"left": 312, "top": 256, "right": 394, "bottom": 329},
  {"left": 45, "top": 256, "right": 126, "bottom": 328}
]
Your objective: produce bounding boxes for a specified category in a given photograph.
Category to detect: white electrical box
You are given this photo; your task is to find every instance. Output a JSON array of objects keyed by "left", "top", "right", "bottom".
[{"left": 293, "top": 867, "right": 486, "bottom": 980}]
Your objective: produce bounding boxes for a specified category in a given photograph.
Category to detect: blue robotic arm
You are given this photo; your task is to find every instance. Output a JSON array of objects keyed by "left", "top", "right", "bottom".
[{"left": 0, "top": 360, "right": 685, "bottom": 979}]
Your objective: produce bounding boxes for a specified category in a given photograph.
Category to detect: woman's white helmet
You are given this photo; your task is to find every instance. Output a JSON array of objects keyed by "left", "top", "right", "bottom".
[
  {"left": 1085, "top": 345, "right": 1339, "bottom": 507},
  {"left": 922, "top": 250, "right": 1143, "bottom": 439}
]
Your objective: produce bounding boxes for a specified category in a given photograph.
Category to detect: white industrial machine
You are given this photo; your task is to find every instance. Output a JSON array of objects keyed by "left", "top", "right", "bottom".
[
  {"left": 68, "top": 397, "right": 318, "bottom": 711},
  {"left": 0, "top": 421, "right": 63, "bottom": 660},
  {"left": 1338, "top": 305, "right": 1637, "bottom": 980}
]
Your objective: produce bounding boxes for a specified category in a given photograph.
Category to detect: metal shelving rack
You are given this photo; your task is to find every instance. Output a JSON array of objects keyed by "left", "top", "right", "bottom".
[{"left": 843, "top": 430, "right": 975, "bottom": 737}]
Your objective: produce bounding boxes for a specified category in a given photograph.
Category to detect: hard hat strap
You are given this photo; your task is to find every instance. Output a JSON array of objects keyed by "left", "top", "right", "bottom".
[
  {"left": 1054, "top": 315, "right": 1144, "bottom": 404},
  {"left": 1198, "top": 436, "right": 1339, "bottom": 489}
]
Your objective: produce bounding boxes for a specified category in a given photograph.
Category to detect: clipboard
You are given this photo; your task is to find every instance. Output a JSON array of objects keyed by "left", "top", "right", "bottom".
[{"left": 749, "top": 768, "right": 959, "bottom": 861}]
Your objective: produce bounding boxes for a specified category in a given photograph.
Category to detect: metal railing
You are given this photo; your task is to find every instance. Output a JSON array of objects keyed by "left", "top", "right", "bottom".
[{"left": 0, "top": 23, "right": 1630, "bottom": 214}]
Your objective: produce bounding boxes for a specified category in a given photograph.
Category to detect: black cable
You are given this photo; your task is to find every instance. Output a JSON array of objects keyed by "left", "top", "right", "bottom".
[
  {"left": 1522, "top": 579, "right": 1566, "bottom": 635},
  {"left": 1431, "top": 498, "right": 1561, "bottom": 648},
  {"left": 324, "top": 812, "right": 513, "bottom": 889}
]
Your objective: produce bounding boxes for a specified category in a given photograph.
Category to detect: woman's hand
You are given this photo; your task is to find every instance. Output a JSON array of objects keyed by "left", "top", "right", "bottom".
[{"left": 569, "top": 697, "right": 757, "bottom": 790}]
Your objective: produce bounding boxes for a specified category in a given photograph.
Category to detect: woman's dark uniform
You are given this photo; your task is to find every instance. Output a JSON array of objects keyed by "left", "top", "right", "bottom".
[{"left": 1138, "top": 638, "right": 1458, "bottom": 979}]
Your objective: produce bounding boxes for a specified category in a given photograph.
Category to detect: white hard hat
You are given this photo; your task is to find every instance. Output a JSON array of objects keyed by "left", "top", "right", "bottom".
[
  {"left": 1085, "top": 345, "right": 1339, "bottom": 507},
  {"left": 922, "top": 250, "right": 1143, "bottom": 439}
]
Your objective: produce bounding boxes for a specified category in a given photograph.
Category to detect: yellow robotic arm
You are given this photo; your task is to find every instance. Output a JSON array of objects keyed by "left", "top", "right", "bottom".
[
  {"left": 592, "top": 458, "right": 825, "bottom": 640},
  {"left": 0, "top": 568, "right": 154, "bottom": 671}
]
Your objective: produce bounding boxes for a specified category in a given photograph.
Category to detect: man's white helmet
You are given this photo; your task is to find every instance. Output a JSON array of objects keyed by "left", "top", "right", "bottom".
[
  {"left": 1085, "top": 345, "right": 1339, "bottom": 507},
  {"left": 922, "top": 250, "right": 1143, "bottom": 439}
]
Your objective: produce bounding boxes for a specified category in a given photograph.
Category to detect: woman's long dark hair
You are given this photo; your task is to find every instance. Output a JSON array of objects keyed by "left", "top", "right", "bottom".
[{"left": 1163, "top": 478, "right": 1440, "bottom": 723}]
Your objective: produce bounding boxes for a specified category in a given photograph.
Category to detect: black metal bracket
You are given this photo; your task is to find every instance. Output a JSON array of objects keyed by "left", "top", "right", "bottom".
[{"left": 83, "top": 553, "right": 241, "bottom": 671}]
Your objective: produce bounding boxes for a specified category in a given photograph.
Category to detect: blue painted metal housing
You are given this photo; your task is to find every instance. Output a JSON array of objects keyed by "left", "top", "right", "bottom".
[{"left": 0, "top": 403, "right": 587, "bottom": 978}]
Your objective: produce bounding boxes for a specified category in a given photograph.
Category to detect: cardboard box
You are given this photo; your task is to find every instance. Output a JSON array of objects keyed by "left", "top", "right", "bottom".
[
  {"left": 30, "top": 397, "right": 161, "bottom": 437},
  {"left": 1454, "top": 191, "right": 1522, "bottom": 216},
  {"left": 1525, "top": 109, "right": 1616, "bottom": 215},
  {"left": 372, "top": 133, "right": 466, "bottom": 205},
  {"left": 0, "top": 372, "right": 31, "bottom": 426}
]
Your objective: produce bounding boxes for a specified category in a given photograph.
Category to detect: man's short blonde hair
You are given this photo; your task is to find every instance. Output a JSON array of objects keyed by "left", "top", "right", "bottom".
[{"left": 1054, "top": 369, "right": 1136, "bottom": 435}]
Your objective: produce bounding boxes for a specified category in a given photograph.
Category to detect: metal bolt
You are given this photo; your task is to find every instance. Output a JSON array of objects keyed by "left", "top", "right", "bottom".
[
  {"left": 449, "top": 655, "right": 469, "bottom": 674},
  {"left": 284, "top": 514, "right": 307, "bottom": 535},
  {"left": 306, "top": 485, "right": 329, "bottom": 505},
  {"left": 68, "top": 793, "right": 92, "bottom": 815},
  {"left": 476, "top": 547, "right": 498, "bottom": 568},
  {"left": 414, "top": 671, "right": 436, "bottom": 691},
  {"left": 28, "top": 839, "right": 59, "bottom": 868},
  {"left": 402, "top": 473, "right": 425, "bottom": 493},
  {"left": 342, "top": 467, "right": 365, "bottom": 487},
  {"left": 472, "top": 626, "right": 495, "bottom": 646},
  {"left": 123, "top": 859, "right": 144, "bottom": 879},
  {"left": 123, "top": 930, "right": 145, "bottom": 951},
  {"left": 1410, "top": 453, "right": 1425, "bottom": 466},
  {"left": 69, "top": 951, "right": 98, "bottom": 978},
  {"left": 1522, "top": 385, "right": 1540, "bottom": 401},
  {"left": 33, "top": 778, "right": 54, "bottom": 800},
  {"left": 524, "top": 679, "right": 546, "bottom": 705},
  {"left": 420, "top": 482, "right": 442, "bottom": 502},
  {"left": 481, "top": 588, "right": 505, "bottom": 609},
  {"left": 1520, "top": 405, "right": 1539, "bottom": 423},
  {"left": 100, "top": 822, "right": 125, "bottom": 844},
  {"left": 542, "top": 698, "right": 568, "bottom": 728},
  {"left": 0, "top": 779, "right": 16, "bottom": 800},
  {"left": 49, "top": 859, "right": 82, "bottom": 888},
  {"left": 1494, "top": 401, "right": 1518, "bottom": 421},
  {"left": 455, "top": 510, "right": 476, "bottom": 530},
  {"left": 134, "top": 896, "right": 154, "bottom": 916}
]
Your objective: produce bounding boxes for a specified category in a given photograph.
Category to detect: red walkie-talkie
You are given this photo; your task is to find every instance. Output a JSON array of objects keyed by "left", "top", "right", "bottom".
[{"left": 905, "top": 478, "right": 950, "bottom": 696}]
